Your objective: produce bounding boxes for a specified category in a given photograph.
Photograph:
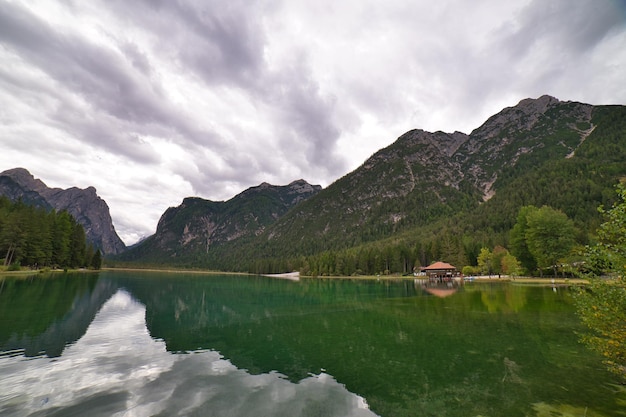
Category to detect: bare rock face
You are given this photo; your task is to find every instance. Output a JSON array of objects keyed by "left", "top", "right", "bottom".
[
  {"left": 0, "top": 168, "right": 126, "bottom": 255},
  {"left": 123, "top": 179, "right": 322, "bottom": 261},
  {"left": 0, "top": 174, "right": 51, "bottom": 209},
  {"left": 458, "top": 95, "right": 594, "bottom": 199}
]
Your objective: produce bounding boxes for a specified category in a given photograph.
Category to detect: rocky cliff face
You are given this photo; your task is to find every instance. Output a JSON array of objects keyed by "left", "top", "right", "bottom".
[
  {"left": 457, "top": 95, "right": 594, "bottom": 199},
  {"left": 120, "top": 179, "right": 322, "bottom": 261},
  {"left": 0, "top": 175, "right": 51, "bottom": 209},
  {"left": 0, "top": 168, "right": 126, "bottom": 255}
]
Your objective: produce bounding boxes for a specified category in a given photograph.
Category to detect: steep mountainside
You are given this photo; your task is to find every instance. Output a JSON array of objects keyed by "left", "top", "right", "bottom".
[
  {"left": 0, "top": 168, "right": 126, "bottom": 255},
  {"left": 120, "top": 95, "right": 626, "bottom": 272},
  {"left": 118, "top": 180, "right": 321, "bottom": 263},
  {"left": 458, "top": 95, "right": 594, "bottom": 198},
  {"left": 248, "top": 96, "right": 599, "bottom": 256},
  {"left": 251, "top": 129, "right": 480, "bottom": 257}
]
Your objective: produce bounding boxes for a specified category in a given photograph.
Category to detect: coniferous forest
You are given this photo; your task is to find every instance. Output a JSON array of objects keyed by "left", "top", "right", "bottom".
[{"left": 0, "top": 196, "right": 100, "bottom": 270}]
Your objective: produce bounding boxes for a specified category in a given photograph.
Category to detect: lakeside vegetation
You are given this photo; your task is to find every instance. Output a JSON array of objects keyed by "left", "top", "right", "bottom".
[{"left": 572, "top": 182, "right": 626, "bottom": 381}]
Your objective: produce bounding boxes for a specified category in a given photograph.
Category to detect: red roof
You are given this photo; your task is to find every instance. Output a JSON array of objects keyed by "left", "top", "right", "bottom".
[{"left": 423, "top": 261, "right": 456, "bottom": 270}]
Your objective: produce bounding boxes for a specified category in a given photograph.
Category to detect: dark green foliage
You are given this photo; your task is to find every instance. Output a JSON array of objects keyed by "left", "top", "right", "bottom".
[
  {"left": 574, "top": 183, "right": 626, "bottom": 380},
  {"left": 510, "top": 205, "right": 577, "bottom": 276},
  {"left": 510, "top": 206, "right": 538, "bottom": 273},
  {"left": 0, "top": 196, "right": 92, "bottom": 269},
  {"left": 91, "top": 249, "right": 102, "bottom": 270}
]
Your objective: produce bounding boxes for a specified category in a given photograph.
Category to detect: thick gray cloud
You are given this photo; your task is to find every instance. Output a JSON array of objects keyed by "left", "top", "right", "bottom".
[{"left": 0, "top": 0, "right": 624, "bottom": 243}]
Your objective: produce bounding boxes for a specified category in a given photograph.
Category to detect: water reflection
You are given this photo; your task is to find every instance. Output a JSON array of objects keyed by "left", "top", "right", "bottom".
[
  {"left": 1, "top": 273, "right": 624, "bottom": 417},
  {"left": 0, "top": 289, "right": 377, "bottom": 417},
  {"left": 0, "top": 274, "right": 117, "bottom": 357}
]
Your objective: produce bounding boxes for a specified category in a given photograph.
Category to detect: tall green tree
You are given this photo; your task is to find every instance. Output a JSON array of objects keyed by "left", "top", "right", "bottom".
[
  {"left": 91, "top": 249, "right": 102, "bottom": 270},
  {"left": 69, "top": 218, "right": 87, "bottom": 267},
  {"left": 525, "top": 206, "right": 577, "bottom": 276},
  {"left": 51, "top": 211, "right": 72, "bottom": 267},
  {"left": 477, "top": 247, "right": 493, "bottom": 276},
  {"left": 510, "top": 206, "right": 538, "bottom": 273},
  {"left": 0, "top": 200, "right": 90, "bottom": 269},
  {"left": 500, "top": 252, "right": 522, "bottom": 276},
  {"left": 575, "top": 183, "right": 626, "bottom": 380},
  {"left": 510, "top": 205, "right": 577, "bottom": 276}
]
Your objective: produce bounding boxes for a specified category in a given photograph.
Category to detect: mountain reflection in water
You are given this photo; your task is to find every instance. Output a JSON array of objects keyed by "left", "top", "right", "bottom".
[
  {"left": 0, "top": 290, "right": 376, "bottom": 417},
  {"left": 1, "top": 271, "right": 624, "bottom": 417}
]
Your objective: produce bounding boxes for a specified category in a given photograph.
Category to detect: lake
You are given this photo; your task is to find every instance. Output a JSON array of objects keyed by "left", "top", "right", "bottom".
[{"left": 0, "top": 271, "right": 624, "bottom": 416}]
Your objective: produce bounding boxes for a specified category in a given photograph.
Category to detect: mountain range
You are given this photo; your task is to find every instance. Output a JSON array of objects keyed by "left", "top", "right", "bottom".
[
  {"left": 3, "top": 95, "right": 626, "bottom": 272},
  {"left": 120, "top": 179, "right": 322, "bottom": 264}
]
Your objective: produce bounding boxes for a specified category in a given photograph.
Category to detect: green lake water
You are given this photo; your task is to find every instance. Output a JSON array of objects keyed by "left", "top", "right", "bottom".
[{"left": 0, "top": 271, "right": 624, "bottom": 416}]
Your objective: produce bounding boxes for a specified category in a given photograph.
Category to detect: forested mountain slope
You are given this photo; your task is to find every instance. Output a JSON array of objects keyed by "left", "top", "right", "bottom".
[
  {"left": 238, "top": 96, "right": 612, "bottom": 258},
  {"left": 289, "top": 103, "right": 626, "bottom": 275},
  {"left": 118, "top": 96, "right": 626, "bottom": 273}
]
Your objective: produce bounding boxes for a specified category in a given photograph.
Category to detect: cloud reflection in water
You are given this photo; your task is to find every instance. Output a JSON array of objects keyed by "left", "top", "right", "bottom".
[{"left": 0, "top": 290, "right": 377, "bottom": 417}]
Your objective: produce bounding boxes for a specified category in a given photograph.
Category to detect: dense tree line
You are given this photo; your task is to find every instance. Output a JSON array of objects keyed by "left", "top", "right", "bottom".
[
  {"left": 0, "top": 197, "right": 100, "bottom": 269},
  {"left": 245, "top": 203, "right": 585, "bottom": 278},
  {"left": 247, "top": 233, "right": 478, "bottom": 277}
]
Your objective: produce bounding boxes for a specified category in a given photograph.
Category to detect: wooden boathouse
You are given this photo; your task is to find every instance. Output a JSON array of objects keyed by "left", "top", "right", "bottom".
[{"left": 421, "top": 261, "right": 460, "bottom": 283}]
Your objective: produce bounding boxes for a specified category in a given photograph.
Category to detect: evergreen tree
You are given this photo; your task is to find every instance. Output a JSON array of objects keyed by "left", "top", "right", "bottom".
[
  {"left": 510, "top": 206, "right": 538, "bottom": 273},
  {"left": 91, "top": 249, "right": 102, "bottom": 270},
  {"left": 70, "top": 218, "right": 87, "bottom": 267},
  {"left": 51, "top": 211, "right": 72, "bottom": 267}
]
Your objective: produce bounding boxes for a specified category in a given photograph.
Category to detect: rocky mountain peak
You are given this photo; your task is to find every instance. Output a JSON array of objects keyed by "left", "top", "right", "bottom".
[
  {"left": 287, "top": 179, "right": 322, "bottom": 194},
  {"left": 516, "top": 94, "right": 560, "bottom": 112},
  {"left": 1, "top": 167, "right": 49, "bottom": 194},
  {"left": 393, "top": 129, "right": 469, "bottom": 158},
  {"left": 119, "top": 95, "right": 626, "bottom": 271},
  {"left": 470, "top": 95, "right": 560, "bottom": 140}
]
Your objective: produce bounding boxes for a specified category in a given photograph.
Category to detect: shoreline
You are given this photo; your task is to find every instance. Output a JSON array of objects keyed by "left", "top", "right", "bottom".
[
  {"left": 0, "top": 268, "right": 98, "bottom": 277},
  {"left": 101, "top": 267, "right": 247, "bottom": 275},
  {"left": 1, "top": 267, "right": 589, "bottom": 285}
]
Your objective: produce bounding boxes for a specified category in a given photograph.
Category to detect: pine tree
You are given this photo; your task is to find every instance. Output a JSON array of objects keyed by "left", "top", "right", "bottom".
[{"left": 91, "top": 249, "right": 102, "bottom": 270}]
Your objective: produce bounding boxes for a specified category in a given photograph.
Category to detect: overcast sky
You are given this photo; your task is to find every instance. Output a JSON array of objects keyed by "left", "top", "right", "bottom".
[{"left": 1, "top": 0, "right": 625, "bottom": 245}]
